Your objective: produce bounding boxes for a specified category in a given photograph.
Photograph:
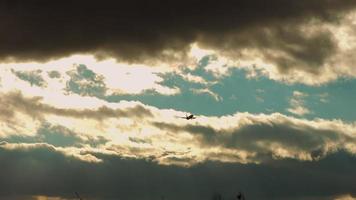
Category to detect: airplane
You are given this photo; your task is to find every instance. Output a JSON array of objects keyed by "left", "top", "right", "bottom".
[{"left": 178, "top": 113, "right": 196, "bottom": 120}]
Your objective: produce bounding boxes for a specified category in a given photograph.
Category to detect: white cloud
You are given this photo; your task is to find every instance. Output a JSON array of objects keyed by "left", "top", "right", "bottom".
[
  {"left": 0, "top": 55, "right": 180, "bottom": 97},
  {"left": 203, "top": 55, "right": 235, "bottom": 78},
  {"left": 287, "top": 91, "right": 311, "bottom": 116},
  {"left": 319, "top": 92, "right": 329, "bottom": 103},
  {"left": 178, "top": 73, "right": 212, "bottom": 85},
  {"left": 190, "top": 88, "right": 222, "bottom": 101}
]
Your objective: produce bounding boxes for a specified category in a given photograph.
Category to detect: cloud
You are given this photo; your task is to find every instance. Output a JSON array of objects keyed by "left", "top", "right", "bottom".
[
  {"left": 0, "top": 85, "right": 356, "bottom": 199},
  {"left": 0, "top": 142, "right": 102, "bottom": 163},
  {"left": 0, "top": 143, "right": 355, "bottom": 200},
  {"left": 190, "top": 88, "right": 222, "bottom": 101},
  {"left": 201, "top": 55, "right": 233, "bottom": 78},
  {"left": 1, "top": 89, "right": 356, "bottom": 166},
  {"left": 2, "top": 1, "right": 356, "bottom": 85},
  {"left": 0, "top": 0, "right": 354, "bottom": 62},
  {"left": 0, "top": 56, "right": 181, "bottom": 97},
  {"left": 318, "top": 92, "right": 330, "bottom": 103},
  {"left": 152, "top": 113, "right": 356, "bottom": 163},
  {"left": 287, "top": 91, "right": 311, "bottom": 116},
  {"left": 11, "top": 69, "right": 47, "bottom": 87},
  {"left": 3, "top": 122, "right": 108, "bottom": 148},
  {"left": 199, "top": 11, "right": 356, "bottom": 85},
  {"left": 0, "top": 91, "right": 153, "bottom": 121},
  {"left": 178, "top": 72, "right": 212, "bottom": 85},
  {"left": 65, "top": 64, "right": 107, "bottom": 97},
  {"left": 47, "top": 71, "right": 61, "bottom": 79}
]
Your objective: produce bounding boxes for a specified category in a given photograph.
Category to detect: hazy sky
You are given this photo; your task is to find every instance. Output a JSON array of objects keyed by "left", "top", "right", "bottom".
[{"left": 0, "top": 1, "right": 356, "bottom": 200}]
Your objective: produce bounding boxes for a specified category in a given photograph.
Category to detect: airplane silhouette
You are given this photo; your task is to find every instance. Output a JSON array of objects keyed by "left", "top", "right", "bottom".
[{"left": 178, "top": 113, "right": 196, "bottom": 120}]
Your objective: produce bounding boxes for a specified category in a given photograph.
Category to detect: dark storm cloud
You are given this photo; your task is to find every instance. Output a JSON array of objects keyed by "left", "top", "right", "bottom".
[
  {"left": 0, "top": 144, "right": 355, "bottom": 200},
  {"left": 1, "top": 0, "right": 356, "bottom": 72}
]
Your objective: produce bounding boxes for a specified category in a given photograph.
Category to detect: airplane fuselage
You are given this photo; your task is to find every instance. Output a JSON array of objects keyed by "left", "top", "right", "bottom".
[{"left": 186, "top": 115, "right": 195, "bottom": 120}]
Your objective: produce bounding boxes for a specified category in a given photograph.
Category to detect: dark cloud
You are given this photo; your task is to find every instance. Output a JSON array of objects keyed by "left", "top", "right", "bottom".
[
  {"left": 1, "top": 0, "right": 356, "bottom": 74},
  {"left": 0, "top": 144, "right": 355, "bottom": 200},
  {"left": 200, "top": 24, "right": 338, "bottom": 75}
]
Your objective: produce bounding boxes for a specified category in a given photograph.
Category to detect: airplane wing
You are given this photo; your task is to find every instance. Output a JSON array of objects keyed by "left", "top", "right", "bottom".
[{"left": 176, "top": 116, "right": 188, "bottom": 119}]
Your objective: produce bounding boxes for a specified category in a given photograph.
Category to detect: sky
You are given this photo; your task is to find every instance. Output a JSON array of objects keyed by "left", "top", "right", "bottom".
[{"left": 0, "top": 1, "right": 356, "bottom": 200}]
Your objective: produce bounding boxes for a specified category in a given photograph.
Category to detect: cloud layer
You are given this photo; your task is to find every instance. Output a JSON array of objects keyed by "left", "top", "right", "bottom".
[
  {"left": 1, "top": 91, "right": 355, "bottom": 166},
  {"left": 0, "top": 88, "right": 355, "bottom": 199},
  {"left": 0, "top": 144, "right": 355, "bottom": 200},
  {"left": 2, "top": 1, "right": 356, "bottom": 84},
  {"left": 0, "top": 0, "right": 354, "bottom": 61}
]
